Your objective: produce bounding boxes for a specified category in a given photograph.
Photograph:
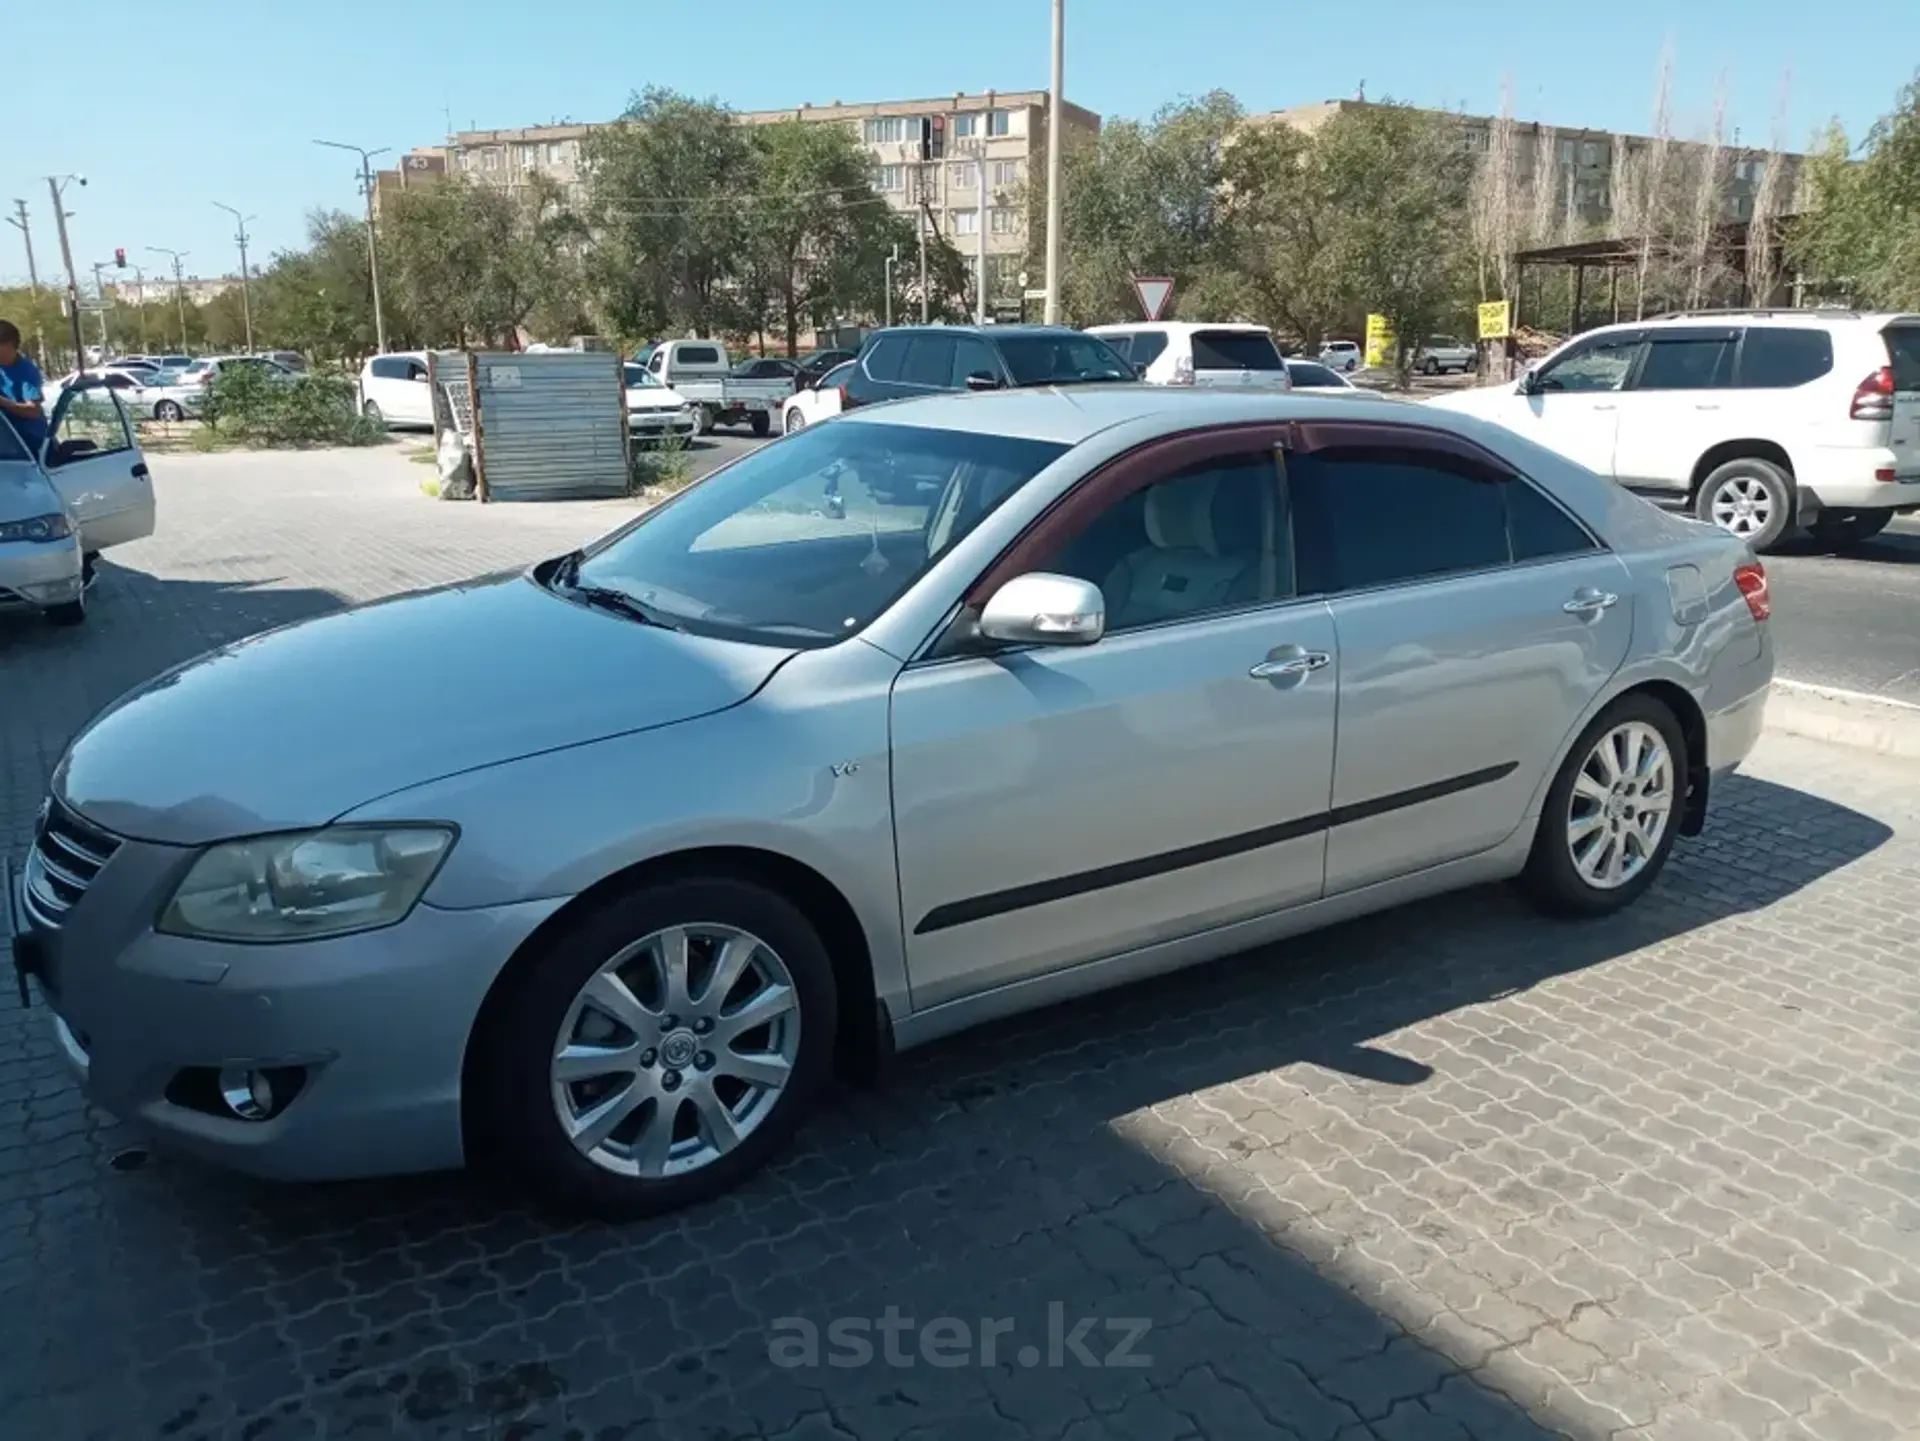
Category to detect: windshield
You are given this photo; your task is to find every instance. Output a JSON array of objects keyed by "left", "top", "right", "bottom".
[
  {"left": 568, "top": 420, "right": 1066, "bottom": 647},
  {"left": 997, "top": 333, "right": 1135, "bottom": 386},
  {"left": 624, "top": 364, "right": 660, "bottom": 388}
]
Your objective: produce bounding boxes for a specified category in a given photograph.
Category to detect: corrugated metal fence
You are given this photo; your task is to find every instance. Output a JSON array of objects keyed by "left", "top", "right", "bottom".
[{"left": 428, "top": 350, "right": 630, "bottom": 502}]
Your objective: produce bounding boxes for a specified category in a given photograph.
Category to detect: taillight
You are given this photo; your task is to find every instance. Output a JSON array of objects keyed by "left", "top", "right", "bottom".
[
  {"left": 1850, "top": 366, "right": 1894, "bottom": 421},
  {"left": 1735, "top": 562, "right": 1770, "bottom": 622}
]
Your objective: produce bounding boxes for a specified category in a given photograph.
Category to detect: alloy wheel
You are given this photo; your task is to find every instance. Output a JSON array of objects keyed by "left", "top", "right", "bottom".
[
  {"left": 1566, "top": 720, "right": 1674, "bottom": 890},
  {"left": 549, "top": 923, "right": 800, "bottom": 1178},
  {"left": 1708, "top": 473, "right": 1774, "bottom": 537}
]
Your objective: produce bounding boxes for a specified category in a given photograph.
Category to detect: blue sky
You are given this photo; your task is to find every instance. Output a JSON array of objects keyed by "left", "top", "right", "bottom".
[{"left": 5, "top": 0, "right": 1912, "bottom": 288}]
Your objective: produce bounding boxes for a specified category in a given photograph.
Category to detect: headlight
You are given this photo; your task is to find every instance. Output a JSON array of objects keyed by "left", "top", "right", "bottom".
[
  {"left": 158, "top": 825, "right": 456, "bottom": 942},
  {"left": 0, "top": 514, "right": 73, "bottom": 544}
]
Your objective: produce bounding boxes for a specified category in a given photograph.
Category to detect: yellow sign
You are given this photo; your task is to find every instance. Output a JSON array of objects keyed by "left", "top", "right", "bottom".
[
  {"left": 1477, "top": 299, "right": 1512, "bottom": 341},
  {"left": 1363, "top": 314, "right": 1394, "bottom": 369}
]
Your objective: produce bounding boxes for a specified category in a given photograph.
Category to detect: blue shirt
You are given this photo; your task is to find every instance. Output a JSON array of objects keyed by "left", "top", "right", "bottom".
[{"left": 0, "top": 355, "right": 48, "bottom": 451}]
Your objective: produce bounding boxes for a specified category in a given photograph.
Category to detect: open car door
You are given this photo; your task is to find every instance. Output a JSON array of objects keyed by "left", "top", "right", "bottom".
[{"left": 41, "top": 380, "right": 155, "bottom": 555}]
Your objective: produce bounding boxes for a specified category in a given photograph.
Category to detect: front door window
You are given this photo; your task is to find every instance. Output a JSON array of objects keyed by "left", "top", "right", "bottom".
[{"left": 46, "top": 385, "right": 133, "bottom": 468}]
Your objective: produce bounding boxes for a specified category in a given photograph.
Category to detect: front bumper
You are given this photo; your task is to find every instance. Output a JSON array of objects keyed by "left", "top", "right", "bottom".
[
  {"left": 19, "top": 823, "right": 564, "bottom": 1181},
  {"left": 0, "top": 535, "right": 84, "bottom": 611},
  {"left": 629, "top": 408, "right": 697, "bottom": 437}
]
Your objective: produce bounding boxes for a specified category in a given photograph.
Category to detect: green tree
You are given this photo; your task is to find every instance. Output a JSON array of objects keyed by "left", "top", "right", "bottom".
[
  {"left": 1215, "top": 121, "right": 1349, "bottom": 350},
  {"left": 253, "top": 210, "right": 382, "bottom": 362},
  {"left": 383, "top": 179, "right": 559, "bottom": 346},
  {"left": 1791, "top": 73, "right": 1920, "bottom": 308},
  {"left": 585, "top": 88, "right": 752, "bottom": 340}
]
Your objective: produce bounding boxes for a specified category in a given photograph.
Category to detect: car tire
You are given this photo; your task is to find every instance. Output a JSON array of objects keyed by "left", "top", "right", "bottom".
[
  {"left": 475, "top": 875, "right": 838, "bottom": 1220},
  {"left": 1808, "top": 509, "right": 1893, "bottom": 549},
  {"left": 751, "top": 411, "right": 771, "bottom": 438},
  {"left": 693, "top": 406, "right": 714, "bottom": 436},
  {"left": 1423, "top": 357, "right": 1440, "bottom": 375},
  {"left": 155, "top": 400, "right": 184, "bottom": 422},
  {"left": 362, "top": 400, "right": 384, "bottom": 424},
  {"left": 785, "top": 408, "right": 806, "bottom": 435},
  {"left": 1519, "top": 692, "right": 1688, "bottom": 919},
  {"left": 1693, "top": 456, "right": 1794, "bottom": 553}
]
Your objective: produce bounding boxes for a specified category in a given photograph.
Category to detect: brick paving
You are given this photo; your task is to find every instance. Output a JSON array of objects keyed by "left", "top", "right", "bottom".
[{"left": 4, "top": 448, "right": 1920, "bottom": 1440}]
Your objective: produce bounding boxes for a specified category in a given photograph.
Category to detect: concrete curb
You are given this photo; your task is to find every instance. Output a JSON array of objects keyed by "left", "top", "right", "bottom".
[{"left": 1766, "top": 679, "right": 1920, "bottom": 763}]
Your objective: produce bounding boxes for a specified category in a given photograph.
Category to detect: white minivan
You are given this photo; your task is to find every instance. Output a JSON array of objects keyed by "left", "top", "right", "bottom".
[
  {"left": 357, "top": 352, "right": 434, "bottom": 429},
  {"left": 1084, "top": 322, "right": 1291, "bottom": 390},
  {"left": 1428, "top": 310, "right": 1920, "bottom": 552}
]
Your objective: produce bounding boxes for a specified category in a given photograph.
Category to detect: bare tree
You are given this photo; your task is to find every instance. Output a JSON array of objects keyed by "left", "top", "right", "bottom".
[
  {"left": 1685, "top": 74, "right": 1729, "bottom": 307},
  {"left": 1526, "top": 130, "right": 1559, "bottom": 246},
  {"left": 1468, "top": 77, "right": 1520, "bottom": 300},
  {"left": 1744, "top": 70, "right": 1793, "bottom": 304},
  {"left": 1633, "top": 42, "right": 1676, "bottom": 316}
]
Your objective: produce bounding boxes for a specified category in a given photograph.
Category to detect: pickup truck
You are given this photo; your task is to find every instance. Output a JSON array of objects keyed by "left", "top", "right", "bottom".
[{"left": 641, "top": 340, "right": 793, "bottom": 436}]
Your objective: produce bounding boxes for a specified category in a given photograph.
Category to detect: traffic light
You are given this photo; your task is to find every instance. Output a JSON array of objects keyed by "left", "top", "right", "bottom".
[{"left": 114, "top": 247, "right": 126, "bottom": 268}]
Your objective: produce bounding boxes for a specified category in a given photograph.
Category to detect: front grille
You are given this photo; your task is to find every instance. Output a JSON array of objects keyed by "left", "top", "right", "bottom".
[{"left": 20, "top": 799, "right": 121, "bottom": 931}]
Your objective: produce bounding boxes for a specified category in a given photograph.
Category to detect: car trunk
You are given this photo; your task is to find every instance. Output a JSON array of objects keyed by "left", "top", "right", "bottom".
[{"left": 1884, "top": 323, "right": 1920, "bottom": 478}]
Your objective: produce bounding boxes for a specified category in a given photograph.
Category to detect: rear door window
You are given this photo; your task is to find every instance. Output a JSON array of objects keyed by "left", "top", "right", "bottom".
[
  {"left": 1633, "top": 335, "right": 1734, "bottom": 390},
  {"left": 1289, "top": 446, "right": 1510, "bottom": 594},
  {"left": 1098, "top": 332, "right": 1136, "bottom": 361},
  {"left": 1737, "top": 328, "right": 1835, "bottom": 388},
  {"left": 950, "top": 335, "right": 1001, "bottom": 387},
  {"left": 1192, "top": 331, "right": 1285, "bottom": 371}
]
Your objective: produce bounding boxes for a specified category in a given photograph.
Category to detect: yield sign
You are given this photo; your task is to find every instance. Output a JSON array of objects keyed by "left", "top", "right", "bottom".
[{"left": 1132, "top": 275, "right": 1175, "bottom": 322}]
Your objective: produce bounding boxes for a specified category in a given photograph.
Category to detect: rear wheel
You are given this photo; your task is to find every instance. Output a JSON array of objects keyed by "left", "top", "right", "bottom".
[
  {"left": 751, "top": 411, "right": 771, "bottom": 438},
  {"left": 476, "top": 875, "right": 838, "bottom": 1219},
  {"left": 1808, "top": 509, "right": 1893, "bottom": 549},
  {"left": 1694, "top": 457, "right": 1794, "bottom": 553},
  {"left": 1423, "top": 357, "right": 1440, "bottom": 375},
  {"left": 1519, "top": 693, "right": 1687, "bottom": 918}
]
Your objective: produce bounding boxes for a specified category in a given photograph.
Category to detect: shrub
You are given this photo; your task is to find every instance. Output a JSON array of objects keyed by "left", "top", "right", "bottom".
[
  {"left": 203, "top": 366, "right": 384, "bottom": 448},
  {"left": 630, "top": 431, "right": 696, "bottom": 495}
]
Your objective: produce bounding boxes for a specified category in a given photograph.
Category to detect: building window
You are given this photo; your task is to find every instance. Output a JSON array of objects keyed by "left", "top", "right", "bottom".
[
  {"left": 953, "top": 114, "right": 978, "bottom": 139},
  {"left": 520, "top": 145, "right": 538, "bottom": 168},
  {"left": 1581, "top": 141, "right": 1599, "bottom": 166},
  {"left": 990, "top": 206, "right": 1018, "bottom": 234},
  {"left": 482, "top": 148, "right": 502, "bottom": 172},
  {"left": 986, "top": 110, "right": 1010, "bottom": 137},
  {"left": 863, "top": 117, "right": 908, "bottom": 145},
  {"left": 548, "top": 141, "right": 565, "bottom": 164},
  {"left": 457, "top": 151, "right": 473, "bottom": 171},
  {"left": 947, "top": 161, "right": 977, "bottom": 189},
  {"left": 953, "top": 208, "right": 980, "bottom": 236},
  {"left": 873, "top": 164, "right": 905, "bottom": 192},
  {"left": 993, "top": 159, "right": 1020, "bottom": 186}
]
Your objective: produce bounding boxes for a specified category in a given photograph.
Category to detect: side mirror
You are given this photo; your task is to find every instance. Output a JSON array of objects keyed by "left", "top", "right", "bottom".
[
  {"left": 1518, "top": 367, "right": 1541, "bottom": 395},
  {"left": 964, "top": 371, "right": 1002, "bottom": 392},
  {"left": 978, "top": 572, "right": 1105, "bottom": 647},
  {"left": 1132, "top": 361, "right": 1148, "bottom": 379}
]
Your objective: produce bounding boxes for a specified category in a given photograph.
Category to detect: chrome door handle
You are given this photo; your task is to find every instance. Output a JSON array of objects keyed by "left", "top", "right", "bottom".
[
  {"left": 1250, "top": 651, "right": 1331, "bottom": 680},
  {"left": 1694, "top": 403, "right": 1720, "bottom": 411},
  {"left": 1592, "top": 403, "right": 1617, "bottom": 411},
  {"left": 1563, "top": 589, "right": 1619, "bottom": 615}
]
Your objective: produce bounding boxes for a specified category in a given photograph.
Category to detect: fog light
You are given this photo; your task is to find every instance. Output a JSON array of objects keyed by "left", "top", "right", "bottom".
[{"left": 217, "top": 1067, "right": 275, "bottom": 1121}]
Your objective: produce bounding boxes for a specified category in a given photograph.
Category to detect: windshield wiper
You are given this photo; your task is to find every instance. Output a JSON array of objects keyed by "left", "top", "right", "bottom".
[{"left": 547, "top": 551, "right": 681, "bottom": 629}]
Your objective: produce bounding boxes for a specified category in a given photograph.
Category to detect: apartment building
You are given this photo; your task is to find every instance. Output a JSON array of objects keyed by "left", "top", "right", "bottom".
[
  {"left": 1252, "top": 100, "right": 1808, "bottom": 234},
  {"left": 381, "top": 90, "right": 1101, "bottom": 303},
  {"left": 104, "top": 274, "right": 242, "bottom": 306}
]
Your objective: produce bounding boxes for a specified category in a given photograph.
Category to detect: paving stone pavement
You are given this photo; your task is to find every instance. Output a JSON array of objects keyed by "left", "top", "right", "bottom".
[{"left": 4, "top": 450, "right": 1920, "bottom": 1441}]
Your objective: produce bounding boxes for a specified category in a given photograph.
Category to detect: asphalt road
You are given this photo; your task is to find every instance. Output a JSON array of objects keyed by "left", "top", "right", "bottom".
[{"left": 1760, "top": 515, "right": 1920, "bottom": 702}]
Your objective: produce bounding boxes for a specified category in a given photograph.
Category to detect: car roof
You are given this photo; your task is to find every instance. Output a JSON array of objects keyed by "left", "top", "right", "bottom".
[
  {"left": 835, "top": 383, "right": 1441, "bottom": 445},
  {"left": 1580, "top": 309, "right": 1920, "bottom": 336},
  {"left": 1084, "top": 321, "right": 1273, "bottom": 336},
  {"left": 866, "top": 324, "right": 1088, "bottom": 341}
]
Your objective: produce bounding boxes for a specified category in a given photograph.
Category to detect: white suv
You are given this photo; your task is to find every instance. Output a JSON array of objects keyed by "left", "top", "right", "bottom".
[
  {"left": 1428, "top": 310, "right": 1920, "bottom": 552},
  {"left": 1084, "top": 322, "right": 1291, "bottom": 390}
]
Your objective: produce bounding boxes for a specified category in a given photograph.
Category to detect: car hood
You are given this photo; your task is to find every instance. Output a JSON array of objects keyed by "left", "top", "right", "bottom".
[
  {"left": 627, "top": 386, "right": 688, "bottom": 411},
  {"left": 1421, "top": 385, "right": 1516, "bottom": 413},
  {"left": 0, "top": 461, "right": 63, "bottom": 522},
  {"left": 56, "top": 572, "right": 798, "bottom": 845}
]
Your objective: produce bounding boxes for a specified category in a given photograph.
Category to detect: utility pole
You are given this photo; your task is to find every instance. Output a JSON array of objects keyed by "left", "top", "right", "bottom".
[
  {"left": 918, "top": 201, "right": 932, "bottom": 323},
  {"left": 46, "top": 175, "right": 87, "bottom": 373},
  {"left": 129, "top": 263, "right": 148, "bottom": 351},
  {"left": 90, "top": 263, "right": 113, "bottom": 353},
  {"left": 975, "top": 139, "right": 990, "bottom": 324},
  {"left": 314, "top": 139, "right": 390, "bottom": 353},
  {"left": 884, "top": 244, "right": 898, "bottom": 327},
  {"left": 214, "top": 201, "right": 255, "bottom": 352},
  {"left": 1043, "top": 0, "right": 1065, "bottom": 325},
  {"left": 148, "top": 247, "right": 190, "bottom": 351},
  {"left": 7, "top": 200, "right": 38, "bottom": 289}
]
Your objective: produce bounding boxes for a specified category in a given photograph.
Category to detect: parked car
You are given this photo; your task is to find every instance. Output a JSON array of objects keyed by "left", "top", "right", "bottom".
[
  {"left": 841, "top": 326, "right": 1136, "bottom": 416},
  {"left": 16, "top": 386, "right": 1772, "bottom": 1218},
  {"left": 643, "top": 340, "right": 792, "bottom": 436},
  {"left": 732, "top": 357, "right": 798, "bottom": 383},
  {"left": 1413, "top": 336, "right": 1476, "bottom": 375},
  {"left": 1319, "top": 340, "right": 1363, "bottom": 373},
  {"left": 779, "top": 360, "right": 854, "bottom": 434},
  {"left": 357, "top": 352, "right": 433, "bottom": 429},
  {"left": 623, "top": 364, "right": 697, "bottom": 440},
  {"left": 261, "top": 350, "right": 308, "bottom": 373},
  {"left": 794, "top": 349, "right": 858, "bottom": 391},
  {"left": 181, "top": 354, "right": 297, "bottom": 395},
  {"left": 1426, "top": 310, "right": 1920, "bottom": 552},
  {"left": 152, "top": 354, "right": 195, "bottom": 372},
  {"left": 0, "top": 378, "right": 156, "bottom": 626},
  {"left": 1085, "top": 322, "right": 1292, "bottom": 390},
  {"left": 57, "top": 367, "right": 205, "bottom": 422},
  {"left": 1285, "top": 358, "right": 1373, "bottom": 392}
]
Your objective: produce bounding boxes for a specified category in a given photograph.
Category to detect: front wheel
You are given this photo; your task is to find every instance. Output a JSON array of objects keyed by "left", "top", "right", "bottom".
[
  {"left": 1519, "top": 694, "right": 1687, "bottom": 918},
  {"left": 1423, "top": 357, "right": 1440, "bottom": 375},
  {"left": 1694, "top": 457, "right": 1794, "bottom": 553},
  {"left": 476, "top": 876, "right": 838, "bottom": 1219},
  {"left": 362, "top": 400, "right": 384, "bottom": 424},
  {"left": 155, "top": 400, "right": 184, "bottom": 422},
  {"left": 785, "top": 408, "right": 806, "bottom": 435},
  {"left": 1808, "top": 509, "right": 1893, "bottom": 549}
]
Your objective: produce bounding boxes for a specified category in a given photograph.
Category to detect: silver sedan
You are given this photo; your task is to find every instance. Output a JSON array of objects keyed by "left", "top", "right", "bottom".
[{"left": 17, "top": 388, "right": 1774, "bottom": 1216}]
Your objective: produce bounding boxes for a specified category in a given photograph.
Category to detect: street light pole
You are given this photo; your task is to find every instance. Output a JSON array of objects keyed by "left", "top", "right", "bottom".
[
  {"left": 1043, "top": 0, "right": 1065, "bottom": 326},
  {"left": 213, "top": 201, "right": 255, "bottom": 353},
  {"left": 884, "top": 245, "right": 897, "bottom": 328},
  {"left": 45, "top": 175, "right": 87, "bottom": 373},
  {"left": 314, "top": 140, "right": 390, "bottom": 353},
  {"left": 130, "top": 263, "right": 148, "bottom": 351},
  {"left": 147, "top": 247, "right": 190, "bottom": 351},
  {"left": 89, "top": 262, "right": 112, "bottom": 353}
]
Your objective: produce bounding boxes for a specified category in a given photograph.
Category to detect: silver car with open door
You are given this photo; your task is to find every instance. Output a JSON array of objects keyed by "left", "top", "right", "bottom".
[
  {"left": 0, "top": 414, "right": 86, "bottom": 625},
  {"left": 21, "top": 389, "right": 1771, "bottom": 1217}
]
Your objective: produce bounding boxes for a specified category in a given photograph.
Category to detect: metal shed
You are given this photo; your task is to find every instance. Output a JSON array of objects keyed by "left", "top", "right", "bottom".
[{"left": 427, "top": 350, "right": 631, "bottom": 502}]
